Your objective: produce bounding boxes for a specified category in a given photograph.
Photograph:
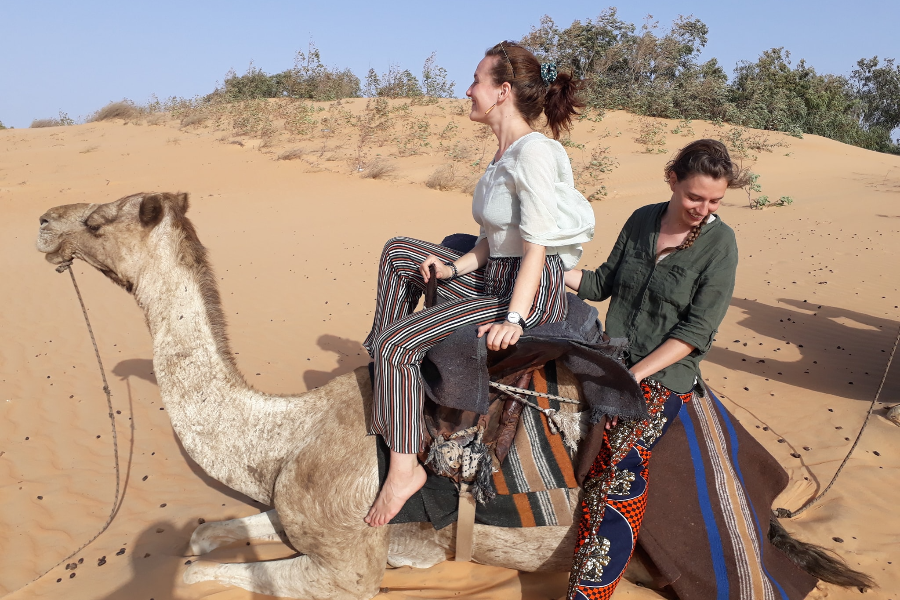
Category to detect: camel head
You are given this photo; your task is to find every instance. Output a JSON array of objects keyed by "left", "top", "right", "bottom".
[{"left": 36, "top": 192, "right": 196, "bottom": 293}]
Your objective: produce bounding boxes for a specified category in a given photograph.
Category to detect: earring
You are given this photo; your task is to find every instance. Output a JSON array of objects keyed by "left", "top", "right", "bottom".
[{"left": 484, "top": 103, "right": 497, "bottom": 115}]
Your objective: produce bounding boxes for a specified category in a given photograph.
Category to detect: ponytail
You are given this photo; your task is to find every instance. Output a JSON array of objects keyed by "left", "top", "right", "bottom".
[{"left": 485, "top": 41, "right": 584, "bottom": 139}]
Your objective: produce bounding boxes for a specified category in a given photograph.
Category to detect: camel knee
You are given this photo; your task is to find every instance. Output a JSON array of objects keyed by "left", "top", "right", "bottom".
[{"left": 188, "top": 511, "right": 284, "bottom": 556}]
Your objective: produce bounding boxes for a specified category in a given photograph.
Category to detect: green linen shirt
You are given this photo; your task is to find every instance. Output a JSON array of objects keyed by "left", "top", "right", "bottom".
[{"left": 578, "top": 202, "right": 738, "bottom": 393}]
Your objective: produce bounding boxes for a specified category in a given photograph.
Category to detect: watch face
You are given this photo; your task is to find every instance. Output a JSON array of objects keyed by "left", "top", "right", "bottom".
[{"left": 507, "top": 312, "right": 521, "bottom": 324}]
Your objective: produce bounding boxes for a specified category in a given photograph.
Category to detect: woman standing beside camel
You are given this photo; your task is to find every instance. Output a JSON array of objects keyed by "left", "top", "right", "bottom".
[
  {"left": 362, "top": 41, "right": 594, "bottom": 526},
  {"left": 564, "top": 139, "right": 741, "bottom": 598}
]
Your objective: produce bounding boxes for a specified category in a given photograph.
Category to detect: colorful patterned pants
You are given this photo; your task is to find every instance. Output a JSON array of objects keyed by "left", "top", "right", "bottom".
[
  {"left": 570, "top": 380, "right": 692, "bottom": 600},
  {"left": 363, "top": 237, "right": 567, "bottom": 454}
]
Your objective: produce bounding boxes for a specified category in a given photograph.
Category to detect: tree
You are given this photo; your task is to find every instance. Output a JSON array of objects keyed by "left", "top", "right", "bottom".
[
  {"left": 851, "top": 57, "right": 900, "bottom": 132},
  {"left": 284, "top": 42, "right": 361, "bottom": 101},
  {"left": 373, "top": 64, "right": 423, "bottom": 98},
  {"left": 421, "top": 53, "right": 455, "bottom": 98}
]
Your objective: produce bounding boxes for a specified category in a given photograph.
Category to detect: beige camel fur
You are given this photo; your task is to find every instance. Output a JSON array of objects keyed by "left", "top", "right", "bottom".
[{"left": 36, "top": 192, "right": 581, "bottom": 600}]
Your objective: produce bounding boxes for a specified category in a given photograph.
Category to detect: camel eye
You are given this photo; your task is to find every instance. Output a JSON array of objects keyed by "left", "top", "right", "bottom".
[{"left": 86, "top": 222, "right": 101, "bottom": 233}]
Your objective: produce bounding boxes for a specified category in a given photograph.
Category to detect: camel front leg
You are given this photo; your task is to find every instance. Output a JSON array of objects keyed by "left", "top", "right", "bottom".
[
  {"left": 188, "top": 510, "right": 287, "bottom": 555},
  {"left": 184, "top": 551, "right": 384, "bottom": 600}
]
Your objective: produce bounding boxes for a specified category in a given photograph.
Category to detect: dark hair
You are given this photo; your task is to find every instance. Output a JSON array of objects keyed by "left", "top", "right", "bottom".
[
  {"left": 484, "top": 41, "right": 584, "bottom": 139},
  {"left": 657, "top": 139, "right": 743, "bottom": 259},
  {"left": 664, "top": 139, "right": 742, "bottom": 187}
]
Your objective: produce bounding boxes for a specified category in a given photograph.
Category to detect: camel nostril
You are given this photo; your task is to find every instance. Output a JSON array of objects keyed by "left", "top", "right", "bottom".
[{"left": 40, "top": 218, "right": 49, "bottom": 226}]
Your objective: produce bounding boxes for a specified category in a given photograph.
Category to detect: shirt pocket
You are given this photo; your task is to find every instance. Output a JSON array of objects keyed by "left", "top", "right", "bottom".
[
  {"left": 613, "top": 250, "right": 647, "bottom": 292},
  {"left": 649, "top": 263, "right": 701, "bottom": 312}
]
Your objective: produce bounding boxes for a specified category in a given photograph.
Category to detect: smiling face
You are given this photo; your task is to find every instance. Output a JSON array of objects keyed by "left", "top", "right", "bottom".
[
  {"left": 667, "top": 172, "right": 729, "bottom": 228},
  {"left": 465, "top": 56, "right": 504, "bottom": 123}
]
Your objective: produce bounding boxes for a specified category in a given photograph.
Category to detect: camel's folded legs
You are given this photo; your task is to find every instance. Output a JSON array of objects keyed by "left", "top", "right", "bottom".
[
  {"left": 386, "top": 522, "right": 452, "bottom": 568},
  {"left": 184, "top": 554, "right": 381, "bottom": 600},
  {"left": 188, "top": 509, "right": 287, "bottom": 556}
]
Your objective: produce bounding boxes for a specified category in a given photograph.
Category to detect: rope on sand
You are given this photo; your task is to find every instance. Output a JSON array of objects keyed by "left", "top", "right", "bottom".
[
  {"left": 12, "top": 262, "right": 121, "bottom": 593},
  {"left": 775, "top": 322, "right": 900, "bottom": 519}
]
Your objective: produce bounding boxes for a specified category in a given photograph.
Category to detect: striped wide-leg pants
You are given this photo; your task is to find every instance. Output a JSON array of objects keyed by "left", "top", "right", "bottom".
[{"left": 363, "top": 236, "right": 567, "bottom": 454}]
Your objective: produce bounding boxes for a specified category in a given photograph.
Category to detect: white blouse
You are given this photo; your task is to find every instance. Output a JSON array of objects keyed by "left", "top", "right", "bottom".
[{"left": 472, "top": 132, "right": 595, "bottom": 270}]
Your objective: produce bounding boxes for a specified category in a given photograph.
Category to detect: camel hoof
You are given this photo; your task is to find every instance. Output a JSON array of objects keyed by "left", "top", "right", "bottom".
[
  {"left": 188, "top": 523, "right": 236, "bottom": 555},
  {"left": 887, "top": 404, "right": 900, "bottom": 426}
]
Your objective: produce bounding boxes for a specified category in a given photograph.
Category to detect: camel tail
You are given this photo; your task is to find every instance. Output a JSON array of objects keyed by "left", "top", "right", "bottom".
[{"left": 768, "top": 516, "right": 874, "bottom": 591}]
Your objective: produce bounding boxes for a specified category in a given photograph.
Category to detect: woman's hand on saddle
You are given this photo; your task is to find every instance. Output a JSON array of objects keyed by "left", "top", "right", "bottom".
[
  {"left": 477, "top": 321, "right": 523, "bottom": 351},
  {"left": 419, "top": 255, "right": 453, "bottom": 282}
]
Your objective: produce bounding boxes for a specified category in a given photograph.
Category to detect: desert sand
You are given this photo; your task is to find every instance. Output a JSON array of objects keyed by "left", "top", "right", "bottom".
[{"left": 1, "top": 99, "right": 898, "bottom": 599}]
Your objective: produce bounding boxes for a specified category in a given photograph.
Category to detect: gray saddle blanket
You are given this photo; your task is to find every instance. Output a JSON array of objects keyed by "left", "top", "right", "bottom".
[{"left": 422, "top": 293, "right": 647, "bottom": 423}]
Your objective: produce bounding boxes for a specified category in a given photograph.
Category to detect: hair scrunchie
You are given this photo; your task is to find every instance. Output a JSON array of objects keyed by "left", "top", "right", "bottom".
[{"left": 540, "top": 62, "right": 558, "bottom": 85}]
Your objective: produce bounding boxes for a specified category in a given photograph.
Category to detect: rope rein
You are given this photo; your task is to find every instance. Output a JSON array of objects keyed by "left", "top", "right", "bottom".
[
  {"left": 489, "top": 380, "right": 581, "bottom": 404},
  {"left": 776, "top": 322, "right": 900, "bottom": 519},
  {"left": 14, "top": 263, "right": 122, "bottom": 592}
]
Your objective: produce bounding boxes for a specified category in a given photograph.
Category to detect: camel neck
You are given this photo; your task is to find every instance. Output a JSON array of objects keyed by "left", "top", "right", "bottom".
[{"left": 133, "top": 248, "right": 307, "bottom": 504}]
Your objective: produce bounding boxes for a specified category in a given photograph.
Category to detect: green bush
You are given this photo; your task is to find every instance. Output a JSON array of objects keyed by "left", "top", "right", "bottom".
[
  {"left": 209, "top": 44, "right": 361, "bottom": 102},
  {"left": 520, "top": 12, "right": 899, "bottom": 155},
  {"left": 365, "top": 65, "right": 423, "bottom": 98}
]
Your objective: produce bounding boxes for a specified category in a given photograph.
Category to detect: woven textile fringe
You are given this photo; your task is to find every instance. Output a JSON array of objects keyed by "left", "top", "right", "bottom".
[
  {"left": 473, "top": 445, "right": 497, "bottom": 504},
  {"left": 425, "top": 434, "right": 456, "bottom": 475},
  {"left": 494, "top": 384, "right": 585, "bottom": 451},
  {"left": 547, "top": 409, "right": 585, "bottom": 450}
]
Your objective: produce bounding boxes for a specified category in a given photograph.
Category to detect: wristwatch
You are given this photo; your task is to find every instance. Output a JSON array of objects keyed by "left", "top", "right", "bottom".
[{"left": 506, "top": 312, "right": 523, "bottom": 327}]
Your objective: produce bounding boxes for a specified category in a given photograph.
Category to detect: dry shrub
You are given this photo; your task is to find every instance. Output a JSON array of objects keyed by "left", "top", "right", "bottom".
[
  {"left": 715, "top": 126, "right": 789, "bottom": 161},
  {"left": 426, "top": 164, "right": 458, "bottom": 191},
  {"left": 278, "top": 148, "right": 304, "bottom": 161},
  {"left": 459, "top": 174, "right": 480, "bottom": 195},
  {"left": 180, "top": 113, "right": 207, "bottom": 127},
  {"left": 634, "top": 118, "right": 667, "bottom": 153},
  {"left": 166, "top": 137, "right": 181, "bottom": 145},
  {"left": 258, "top": 134, "right": 276, "bottom": 151},
  {"left": 147, "top": 113, "right": 167, "bottom": 126},
  {"left": 90, "top": 101, "right": 142, "bottom": 122},
  {"left": 450, "top": 100, "right": 470, "bottom": 116},
  {"left": 30, "top": 111, "right": 74, "bottom": 128},
  {"left": 360, "top": 159, "right": 396, "bottom": 179}
]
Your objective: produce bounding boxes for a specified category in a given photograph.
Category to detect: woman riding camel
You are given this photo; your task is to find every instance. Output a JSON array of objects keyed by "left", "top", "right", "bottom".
[
  {"left": 362, "top": 41, "right": 595, "bottom": 526},
  {"left": 564, "top": 139, "right": 741, "bottom": 597}
]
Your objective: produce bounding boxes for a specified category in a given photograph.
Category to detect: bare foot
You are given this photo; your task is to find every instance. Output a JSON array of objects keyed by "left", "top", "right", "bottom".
[{"left": 364, "top": 463, "right": 427, "bottom": 527}]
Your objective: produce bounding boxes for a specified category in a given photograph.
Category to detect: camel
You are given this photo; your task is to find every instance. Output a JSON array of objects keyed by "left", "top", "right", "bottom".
[
  {"left": 35, "top": 192, "right": 581, "bottom": 599},
  {"left": 36, "top": 191, "right": 872, "bottom": 598}
]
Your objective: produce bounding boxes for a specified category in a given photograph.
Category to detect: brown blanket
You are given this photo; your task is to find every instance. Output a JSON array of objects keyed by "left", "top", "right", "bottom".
[{"left": 637, "top": 387, "right": 817, "bottom": 599}]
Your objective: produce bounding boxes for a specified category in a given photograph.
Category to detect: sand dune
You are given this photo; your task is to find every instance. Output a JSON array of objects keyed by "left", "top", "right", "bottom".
[{"left": 1, "top": 101, "right": 898, "bottom": 599}]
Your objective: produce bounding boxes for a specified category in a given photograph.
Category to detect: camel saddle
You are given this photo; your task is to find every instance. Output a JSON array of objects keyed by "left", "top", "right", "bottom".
[{"left": 413, "top": 237, "right": 644, "bottom": 504}]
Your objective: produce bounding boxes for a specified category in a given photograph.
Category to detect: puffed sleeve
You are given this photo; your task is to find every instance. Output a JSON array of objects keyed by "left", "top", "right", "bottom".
[
  {"left": 513, "top": 139, "right": 594, "bottom": 269},
  {"left": 514, "top": 140, "right": 560, "bottom": 244}
]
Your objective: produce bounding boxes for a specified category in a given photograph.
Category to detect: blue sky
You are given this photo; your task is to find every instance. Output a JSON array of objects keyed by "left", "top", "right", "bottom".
[{"left": 1, "top": 0, "right": 897, "bottom": 128}]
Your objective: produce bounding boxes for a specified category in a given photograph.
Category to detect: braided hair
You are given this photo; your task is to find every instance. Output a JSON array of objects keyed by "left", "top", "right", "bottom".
[{"left": 656, "top": 139, "right": 739, "bottom": 259}]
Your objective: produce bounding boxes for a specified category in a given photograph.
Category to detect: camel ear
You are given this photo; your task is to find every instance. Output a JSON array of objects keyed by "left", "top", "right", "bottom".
[
  {"left": 139, "top": 194, "right": 165, "bottom": 228},
  {"left": 174, "top": 192, "right": 189, "bottom": 214}
]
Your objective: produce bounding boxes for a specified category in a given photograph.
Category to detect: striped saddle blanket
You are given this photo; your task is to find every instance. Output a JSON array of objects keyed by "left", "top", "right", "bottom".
[{"left": 382, "top": 360, "right": 581, "bottom": 529}]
